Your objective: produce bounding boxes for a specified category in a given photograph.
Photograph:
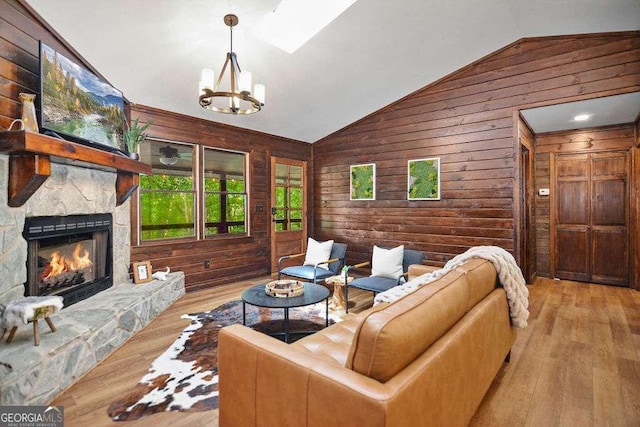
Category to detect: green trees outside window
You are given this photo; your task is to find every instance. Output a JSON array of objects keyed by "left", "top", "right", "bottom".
[
  {"left": 274, "top": 163, "right": 303, "bottom": 231},
  {"left": 203, "top": 148, "right": 247, "bottom": 236},
  {"left": 140, "top": 164, "right": 195, "bottom": 240},
  {"left": 139, "top": 141, "right": 248, "bottom": 241}
]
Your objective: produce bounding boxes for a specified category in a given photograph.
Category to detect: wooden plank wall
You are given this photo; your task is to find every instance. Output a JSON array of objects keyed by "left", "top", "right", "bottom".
[
  {"left": 4, "top": 0, "right": 639, "bottom": 287},
  {"left": 535, "top": 124, "right": 636, "bottom": 280},
  {"left": 1, "top": 0, "right": 312, "bottom": 292},
  {"left": 312, "top": 32, "right": 640, "bottom": 268},
  {"left": 534, "top": 152, "right": 551, "bottom": 278},
  {"left": 0, "top": 0, "right": 110, "bottom": 129},
  {"left": 129, "top": 105, "right": 311, "bottom": 292}
]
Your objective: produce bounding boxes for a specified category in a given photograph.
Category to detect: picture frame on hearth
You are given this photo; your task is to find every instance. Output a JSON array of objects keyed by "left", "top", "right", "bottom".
[
  {"left": 350, "top": 163, "right": 376, "bottom": 200},
  {"left": 133, "top": 261, "right": 152, "bottom": 284},
  {"left": 408, "top": 157, "right": 440, "bottom": 200}
]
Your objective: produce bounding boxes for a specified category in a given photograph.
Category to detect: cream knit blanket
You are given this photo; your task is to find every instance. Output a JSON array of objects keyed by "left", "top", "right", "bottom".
[{"left": 374, "top": 246, "right": 529, "bottom": 328}]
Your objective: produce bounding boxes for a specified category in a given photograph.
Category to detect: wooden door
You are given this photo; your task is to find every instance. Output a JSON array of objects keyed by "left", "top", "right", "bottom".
[
  {"left": 270, "top": 157, "right": 307, "bottom": 272},
  {"left": 553, "top": 151, "right": 629, "bottom": 286},
  {"left": 590, "top": 153, "right": 629, "bottom": 285}
]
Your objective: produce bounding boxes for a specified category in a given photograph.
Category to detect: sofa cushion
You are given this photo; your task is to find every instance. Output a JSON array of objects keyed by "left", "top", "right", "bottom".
[
  {"left": 371, "top": 245, "right": 404, "bottom": 279},
  {"left": 292, "top": 316, "right": 362, "bottom": 367},
  {"left": 279, "top": 265, "right": 336, "bottom": 282},
  {"left": 348, "top": 275, "right": 398, "bottom": 293},
  {"left": 454, "top": 258, "right": 498, "bottom": 311},
  {"left": 348, "top": 269, "right": 469, "bottom": 382}
]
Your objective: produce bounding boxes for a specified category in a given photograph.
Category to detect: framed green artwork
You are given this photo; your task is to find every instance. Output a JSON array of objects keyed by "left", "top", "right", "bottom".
[
  {"left": 350, "top": 163, "right": 376, "bottom": 200},
  {"left": 408, "top": 158, "right": 440, "bottom": 200}
]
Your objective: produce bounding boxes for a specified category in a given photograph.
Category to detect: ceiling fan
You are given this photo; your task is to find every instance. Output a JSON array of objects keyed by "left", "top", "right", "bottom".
[
  {"left": 158, "top": 145, "right": 179, "bottom": 165},
  {"left": 158, "top": 145, "right": 186, "bottom": 165}
]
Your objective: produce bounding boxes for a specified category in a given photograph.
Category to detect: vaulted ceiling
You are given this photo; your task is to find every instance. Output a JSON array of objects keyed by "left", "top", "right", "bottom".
[{"left": 25, "top": 0, "right": 640, "bottom": 143}]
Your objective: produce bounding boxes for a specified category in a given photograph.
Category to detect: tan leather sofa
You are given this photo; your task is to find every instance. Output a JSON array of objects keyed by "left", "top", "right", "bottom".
[{"left": 218, "top": 258, "right": 517, "bottom": 427}]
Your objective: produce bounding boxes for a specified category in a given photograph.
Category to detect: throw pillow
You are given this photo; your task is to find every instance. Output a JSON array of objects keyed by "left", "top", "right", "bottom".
[
  {"left": 371, "top": 245, "right": 404, "bottom": 279},
  {"left": 303, "top": 238, "right": 334, "bottom": 270}
]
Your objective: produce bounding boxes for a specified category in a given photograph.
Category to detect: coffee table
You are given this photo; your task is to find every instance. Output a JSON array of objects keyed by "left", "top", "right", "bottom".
[{"left": 241, "top": 282, "right": 330, "bottom": 343}]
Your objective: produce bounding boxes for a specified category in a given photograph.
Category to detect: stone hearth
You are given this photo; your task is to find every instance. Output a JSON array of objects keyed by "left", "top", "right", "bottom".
[
  {"left": 0, "top": 156, "right": 185, "bottom": 404},
  {"left": 0, "top": 273, "right": 184, "bottom": 405}
]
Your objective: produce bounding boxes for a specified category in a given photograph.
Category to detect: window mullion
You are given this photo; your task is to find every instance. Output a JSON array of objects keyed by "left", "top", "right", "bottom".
[
  {"left": 287, "top": 187, "right": 292, "bottom": 230},
  {"left": 220, "top": 173, "right": 228, "bottom": 234},
  {"left": 195, "top": 145, "right": 203, "bottom": 240}
]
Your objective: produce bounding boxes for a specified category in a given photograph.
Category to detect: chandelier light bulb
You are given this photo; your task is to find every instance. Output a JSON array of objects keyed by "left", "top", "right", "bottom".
[
  {"left": 201, "top": 69, "right": 214, "bottom": 89},
  {"left": 254, "top": 84, "right": 265, "bottom": 104},
  {"left": 239, "top": 71, "right": 252, "bottom": 93}
]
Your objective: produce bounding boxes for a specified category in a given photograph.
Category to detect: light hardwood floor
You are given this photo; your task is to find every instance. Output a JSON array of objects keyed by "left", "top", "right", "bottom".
[{"left": 52, "top": 277, "right": 640, "bottom": 426}]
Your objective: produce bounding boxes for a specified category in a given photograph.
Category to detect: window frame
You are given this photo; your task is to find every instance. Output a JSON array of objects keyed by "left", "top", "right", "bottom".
[
  {"left": 201, "top": 146, "right": 250, "bottom": 238},
  {"left": 273, "top": 163, "right": 304, "bottom": 232},
  {"left": 135, "top": 138, "right": 250, "bottom": 245}
]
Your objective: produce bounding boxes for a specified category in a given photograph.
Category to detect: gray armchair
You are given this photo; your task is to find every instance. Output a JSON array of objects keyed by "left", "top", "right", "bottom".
[
  {"left": 278, "top": 242, "right": 347, "bottom": 284},
  {"left": 345, "top": 247, "right": 424, "bottom": 313}
]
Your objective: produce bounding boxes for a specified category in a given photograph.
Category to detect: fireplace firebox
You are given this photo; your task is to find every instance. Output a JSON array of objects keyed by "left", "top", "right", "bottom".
[{"left": 23, "top": 214, "right": 113, "bottom": 307}]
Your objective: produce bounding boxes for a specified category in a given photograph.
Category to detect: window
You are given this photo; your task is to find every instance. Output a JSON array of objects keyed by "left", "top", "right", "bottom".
[
  {"left": 139, "top": 141, "right": 195, "bottom": 240},
  {"left": 203, "top": 148, "right": 247, "bottom": 236},
  {"left": 138, "top": 140, "right": 248, "bottom": 241},
  {"left": 274, "top": 163, "right": 303, "bottom": 231}
]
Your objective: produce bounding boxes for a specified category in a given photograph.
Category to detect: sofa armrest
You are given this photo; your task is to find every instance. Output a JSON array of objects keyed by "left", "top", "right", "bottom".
[
  {"left": 408, "top": 264, "right": 440, "bottom": 279},
  {"left": 219, "top": 324, "right": 392, "bottom": 427}
]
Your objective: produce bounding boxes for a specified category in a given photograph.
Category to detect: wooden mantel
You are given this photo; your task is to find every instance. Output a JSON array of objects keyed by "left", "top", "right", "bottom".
[{"left": 0, "top": 130, "right": 152, "bottom": 207}]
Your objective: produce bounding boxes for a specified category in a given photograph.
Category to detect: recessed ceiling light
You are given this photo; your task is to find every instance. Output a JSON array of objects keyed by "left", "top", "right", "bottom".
[
  {"left": 573, "top": 114, "right": 591, "bottom": 121},
  {"left": 254, "top": 0, "right": 358, "bottom": 53}
]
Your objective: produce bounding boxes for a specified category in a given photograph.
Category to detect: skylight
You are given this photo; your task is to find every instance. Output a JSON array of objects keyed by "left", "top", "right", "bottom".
[{"left": 253, "top": 0, "right": 358, "bottom": 53}]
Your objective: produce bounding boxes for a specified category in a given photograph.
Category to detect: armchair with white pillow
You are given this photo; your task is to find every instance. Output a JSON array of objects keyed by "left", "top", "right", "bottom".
[
  {"left": 345, "top": 245, "right": 425, "bottom": 313},
  {"left": 277, "top": 238, "right": 347, "bottom": 284}
]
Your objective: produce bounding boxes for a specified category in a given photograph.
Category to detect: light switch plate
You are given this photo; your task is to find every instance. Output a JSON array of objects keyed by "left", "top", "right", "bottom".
[{"left": 538, "top": 188, "right": 550, "bottom": 196}]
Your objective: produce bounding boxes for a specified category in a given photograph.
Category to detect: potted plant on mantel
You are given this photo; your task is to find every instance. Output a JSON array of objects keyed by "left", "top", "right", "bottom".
[{"left": 124, "top": 118, "right": 153, "bottom": 160}]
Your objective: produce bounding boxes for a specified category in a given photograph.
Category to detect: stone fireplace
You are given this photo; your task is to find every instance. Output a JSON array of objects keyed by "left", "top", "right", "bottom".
[
  {"left": 0, "top": 157, "right": 185, "bottom": 406},
  {"left": 0, "top": 161, "right": 131, "bottom": 305}
]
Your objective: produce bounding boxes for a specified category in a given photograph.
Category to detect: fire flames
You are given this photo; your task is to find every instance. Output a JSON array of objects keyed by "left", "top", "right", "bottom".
[{"left": 41, "top": 243, "right": 93, "bottom": 280}]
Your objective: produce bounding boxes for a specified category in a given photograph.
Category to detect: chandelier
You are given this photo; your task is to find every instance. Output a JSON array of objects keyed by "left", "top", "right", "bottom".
[{"left": 199, "top": 14, "right": 265, "bottom": 115}]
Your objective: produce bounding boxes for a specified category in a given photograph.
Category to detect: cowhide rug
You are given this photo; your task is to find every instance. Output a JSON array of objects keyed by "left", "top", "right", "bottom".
[{"left": 107, "top": 299, "right": 339, "bottom": 421}]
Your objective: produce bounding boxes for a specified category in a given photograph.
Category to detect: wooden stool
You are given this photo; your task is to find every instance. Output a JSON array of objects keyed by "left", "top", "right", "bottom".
[
  {"left": 325, "top": 275, "right": 353, "bottom": 311},
  {"left": 1, "top": 296, "right": 63, "bottom": 346},
  {"left": 3, "top": 306, "right": 57, "bottom": 346}
]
